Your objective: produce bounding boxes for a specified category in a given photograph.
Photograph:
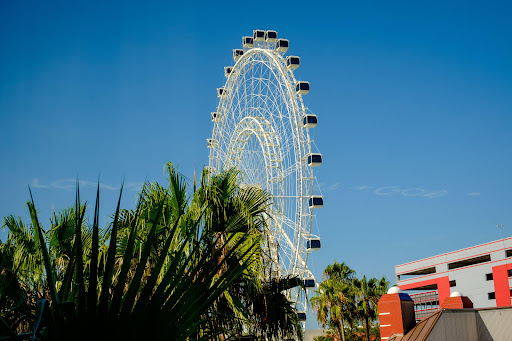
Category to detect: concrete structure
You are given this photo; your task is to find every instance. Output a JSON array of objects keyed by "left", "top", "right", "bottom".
[
  {"left": 395, "top": 237, "right": 512, "bottom": 320},
  {"left": 441, "top": 291, "right": 474, "bottom": 309},
  {"left": 378, "top": 287, "right": 416, "bottom": 340},
  {"left": 385, "top": 307, "right": 512, "bottom": 341},
  {"left": 379, "top": 290, "right": 512, "bottom": 341}
]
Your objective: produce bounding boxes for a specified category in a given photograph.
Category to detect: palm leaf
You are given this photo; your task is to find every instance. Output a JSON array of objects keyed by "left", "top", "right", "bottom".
[
  {"left": 109, "top": 190, "right": 143, "bottom": 315},
  {"left": 87, "top": 181, "right": 100, "bottom": 318},
  {"left": 27, "top": 188, "right": 60, "bottom": 307},
  {"left": 119, "top": 195, "right": 165, "bottom": 317},
  {"left": 73, "top": 181, "right": 86, "bottom": 316},
  {"left": 98, "top": 183, "right": 124, "bottom": 316}
]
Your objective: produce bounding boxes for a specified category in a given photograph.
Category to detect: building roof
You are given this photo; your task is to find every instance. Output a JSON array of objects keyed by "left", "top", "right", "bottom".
[
  {"left": 396, "top": 236, "right": 512, "bottom": 268},
  {"left": 387, "top": 311, "right": 441, "bottom": 341},
  {"left": 387, "top": 306, "right": 512, "bottom": 341}
]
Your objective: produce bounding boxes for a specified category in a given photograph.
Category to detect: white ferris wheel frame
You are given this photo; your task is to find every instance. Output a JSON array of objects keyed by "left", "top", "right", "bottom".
[{"left": 208, "top": 36, "right": 320, "bottom": 312}]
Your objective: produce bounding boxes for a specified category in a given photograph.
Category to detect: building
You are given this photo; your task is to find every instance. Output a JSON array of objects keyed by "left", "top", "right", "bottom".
[
  {"left": 378, "top": 287, "right": 512, "bottom": 341},
  {"left": 395, "top": 237, "right": 512, "bottom": 320}
]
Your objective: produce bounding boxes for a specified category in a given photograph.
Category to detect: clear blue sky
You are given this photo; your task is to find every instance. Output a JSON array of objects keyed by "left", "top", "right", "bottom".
[{"left": 1, "top": 0, "right": 511, "bottom": 329}]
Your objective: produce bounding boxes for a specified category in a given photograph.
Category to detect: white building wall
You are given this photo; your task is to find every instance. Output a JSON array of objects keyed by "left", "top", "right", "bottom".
[{"left": 395, "top": 237, "right": 512, "bottom": 309}]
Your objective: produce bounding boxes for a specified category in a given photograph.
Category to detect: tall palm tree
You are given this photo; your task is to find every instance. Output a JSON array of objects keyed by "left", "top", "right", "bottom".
[
  {"left": 323, "top": 261, "right": 355, "bottom": 282},
  {"left": 311, "top": 262, "right": 356, "bottom": 341},
  {"left": 353, "top": 275, "right": 389, "bottom": 341},
  {"left": 193, "top": 167, "right": 302, "bottom": 340},
  {"left": 2, "top": 215, "right": 45, "bottom": 295},
  {"left": 0, "top": 238, "right": 29, "bottom": 334}
]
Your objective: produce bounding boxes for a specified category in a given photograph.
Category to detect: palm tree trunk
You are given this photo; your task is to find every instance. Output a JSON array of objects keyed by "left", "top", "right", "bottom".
[
  {"left": 365, "top": 315, "right": 370, "bottom": 341},
  {"left": 340, "top": 318, "right": 346, "bottom": 341},
  {"left": 335, "top": 321, "right": 343, "bottom": 341}
]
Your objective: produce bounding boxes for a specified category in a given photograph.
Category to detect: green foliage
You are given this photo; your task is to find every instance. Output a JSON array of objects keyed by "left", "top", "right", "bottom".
[
  {"left": 0, "top": 164, "right": 302, "bottom": 341},
  {"left": 343, "top": 323, "right": 381, "bottom": 341},
  {"left": 313, "top": 336, "right": 335, "bottom": 341},
  {"left": 353, "top": 275, "right": 389, "bottom": 341},
  {"left": 310, "top": 262, "right": 388, "bottom": 341}
]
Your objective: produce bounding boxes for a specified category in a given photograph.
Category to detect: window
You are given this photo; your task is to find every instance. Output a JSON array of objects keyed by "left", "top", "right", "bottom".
[
  {"left": 488, "top": 292, "right": 496, "bottom": 300},
  {"left": 400, "top": 267, "right": 436, "bottom": 277},
  {"left": 450, "top": 280, "right": 457, "bottom": 287},
  {"left": 506, "top": 249, "right": 512, "bottom": 258},
  {"left": 486, "top": 273, "right": 493, "bottom": 281},
  {"left": 448, "top": 254, "right": 491, "bottom": 270},
  {"left": 508, "top": 269, "right": 512, "bottom": 277}
]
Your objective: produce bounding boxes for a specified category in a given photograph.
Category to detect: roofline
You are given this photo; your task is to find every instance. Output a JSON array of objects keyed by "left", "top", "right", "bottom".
[
  {"left": 396, "top": 246, "right": 509, "bottom": 276},
  {"left": 474, "top": 305, "right": 512, "bottom": 311},
  {"left": 396, "top": 236, "right": 512, "bottom": 268}
]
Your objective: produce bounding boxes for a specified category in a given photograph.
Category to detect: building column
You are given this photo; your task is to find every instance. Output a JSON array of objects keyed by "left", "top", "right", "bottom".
[
  {"left": 378, "top": 287, "right": 416, "bottom": 340},
  {"left": 492, "top": 263, "right": 512, "bottom": 307}
]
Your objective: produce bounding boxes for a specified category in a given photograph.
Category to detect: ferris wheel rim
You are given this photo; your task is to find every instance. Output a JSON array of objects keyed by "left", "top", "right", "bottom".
[
  {"left": 213, "top": 51, "right": 311, "bottom": 275},
  {"left": 208, "top": 31, "right": 321, "bottom": 315}
]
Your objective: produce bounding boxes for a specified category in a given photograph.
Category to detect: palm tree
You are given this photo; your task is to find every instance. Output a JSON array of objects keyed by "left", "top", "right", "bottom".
[
  {"left": 0, "top": 207, "right": 87, "bottom": 332},
  {"left": 323, "top": 261, "right": 355, "bottom": 282},
  {"left": 1, "top": 163, "right": 302, "bottom": 340},
  {"left": 353, "top": 275, "right": 389, "bottom": 341},
  {"left": 193, "top": 167, "right": 302, "bottom": 340},
  {"left": 2, "top": 215, "right": 45, "bottom": 296},
  {"left": 1, "top": 201, "right": 102, "bottom": 336},
  {"left": 311, "top": 262, "right": 356, "bottom": 341},
  {"left": 0, "top": 238, "right": 30, "bottom": 335}
]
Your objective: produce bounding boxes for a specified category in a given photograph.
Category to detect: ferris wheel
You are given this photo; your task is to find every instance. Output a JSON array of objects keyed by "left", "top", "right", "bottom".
[{"left": 208, "top": 29, "right": 322, "bottom": 321}]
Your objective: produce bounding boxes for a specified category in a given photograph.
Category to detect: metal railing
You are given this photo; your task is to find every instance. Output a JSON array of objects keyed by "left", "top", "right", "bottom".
[{"left": 409, "top": 290, "right": 440, "bottom": 321}]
